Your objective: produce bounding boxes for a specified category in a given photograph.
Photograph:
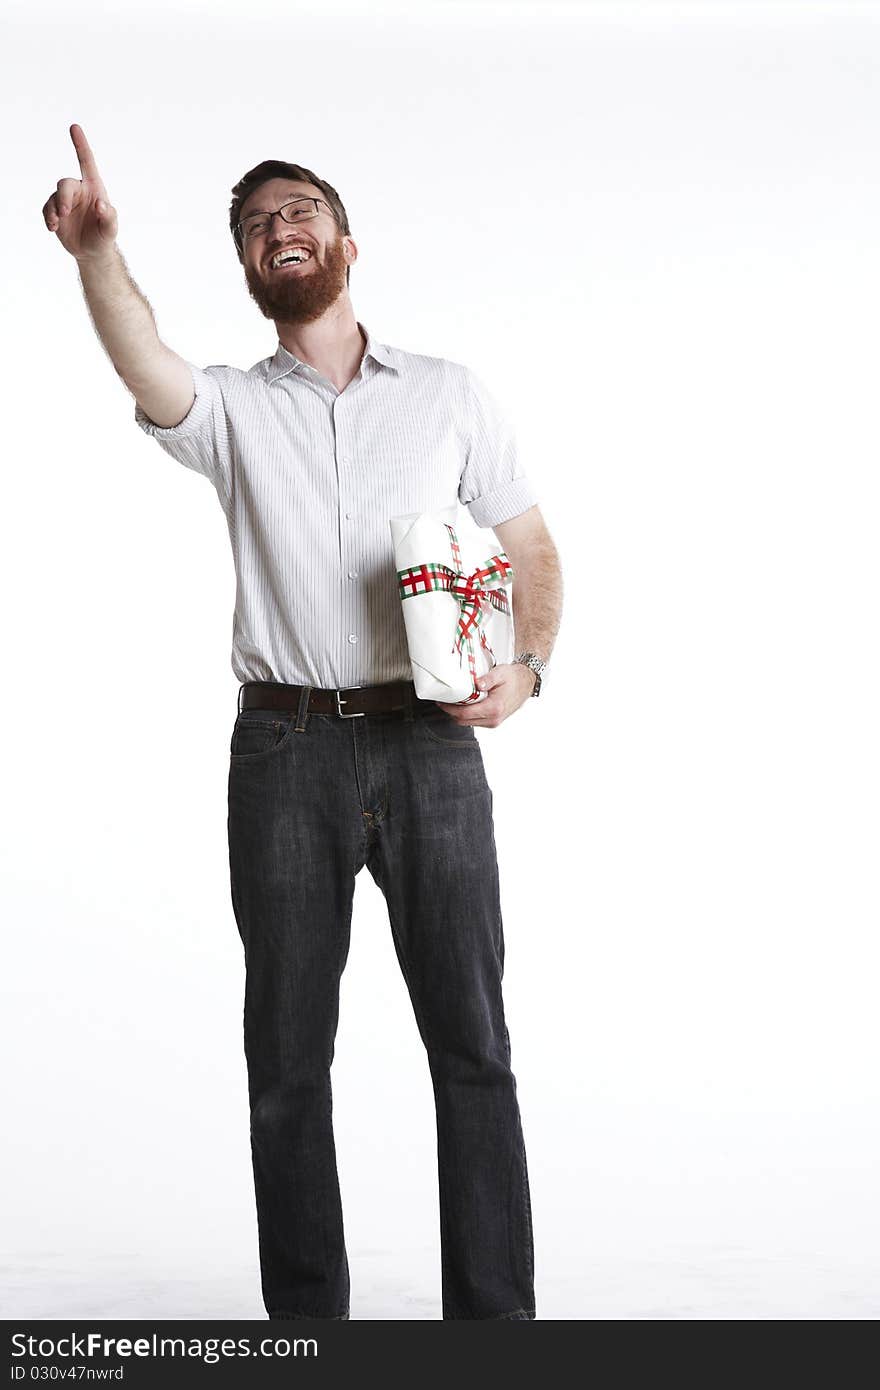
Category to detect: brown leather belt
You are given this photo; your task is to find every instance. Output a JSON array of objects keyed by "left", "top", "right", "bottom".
[{"left": 238, "top": 679, "right": 439, "bottom": 719}]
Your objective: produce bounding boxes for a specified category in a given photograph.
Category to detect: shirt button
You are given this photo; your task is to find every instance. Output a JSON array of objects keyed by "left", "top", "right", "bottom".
[
  {"left": 348, "top": 570, "right": 358, "bottom": 580},
  {"left": 345, "top": 512, "right": 354, "bottom": 520},
  {"left": 347, "top": 633, "right": 358, "bottom": 644}
]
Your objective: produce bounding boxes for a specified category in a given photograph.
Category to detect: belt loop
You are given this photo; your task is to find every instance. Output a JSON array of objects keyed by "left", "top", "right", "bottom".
[
  {"left": 294, "top": 684, "right": 312, "bottom": 732},
  {"left": 402, "top": 681, "right": 414, "bottom": 723}
]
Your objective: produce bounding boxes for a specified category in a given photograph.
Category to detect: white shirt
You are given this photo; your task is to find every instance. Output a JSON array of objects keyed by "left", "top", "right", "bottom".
[{"left": 135, "top": 321, "right": 539, "bottom": 688}]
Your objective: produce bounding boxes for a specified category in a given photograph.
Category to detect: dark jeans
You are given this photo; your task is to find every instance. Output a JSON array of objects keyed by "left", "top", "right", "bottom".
[{"left": 226, "top": 684, "right": 535, "bottom": 1320}]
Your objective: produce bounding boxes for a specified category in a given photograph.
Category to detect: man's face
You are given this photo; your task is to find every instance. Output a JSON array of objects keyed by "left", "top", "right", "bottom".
[{"left": 238, "top": 178, "right": 353, "bottom": 326}]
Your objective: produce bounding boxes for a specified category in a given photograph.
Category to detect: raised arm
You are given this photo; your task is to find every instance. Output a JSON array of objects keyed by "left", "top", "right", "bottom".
[{"left": 43, "top": 124, "right": 195, "bottom": 428}]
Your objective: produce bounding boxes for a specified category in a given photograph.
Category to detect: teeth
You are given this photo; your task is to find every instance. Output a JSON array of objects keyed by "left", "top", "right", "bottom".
[{"left": 272, "top": 249, "right": 310, "bottom": 268}]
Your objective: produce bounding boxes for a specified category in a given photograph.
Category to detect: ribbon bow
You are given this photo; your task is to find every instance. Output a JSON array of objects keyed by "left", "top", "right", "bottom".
[{"left": 397, "top": 522, "right": 514, "bottom": 702}]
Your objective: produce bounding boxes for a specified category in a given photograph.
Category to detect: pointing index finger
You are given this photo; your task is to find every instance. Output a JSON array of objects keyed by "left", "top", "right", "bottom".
[{"left": 70, "top": 123, "right": 103, "bottom": 187}]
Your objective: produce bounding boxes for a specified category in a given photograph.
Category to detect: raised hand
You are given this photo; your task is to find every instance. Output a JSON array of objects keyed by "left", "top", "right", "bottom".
[{"left": 43, "top": 124, "right": 118, "bottom": 262}]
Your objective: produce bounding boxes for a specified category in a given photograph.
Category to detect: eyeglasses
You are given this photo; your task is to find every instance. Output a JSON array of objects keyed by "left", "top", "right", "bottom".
[{"left": 235, "top": 197, "right": 334, "bottom": 248}]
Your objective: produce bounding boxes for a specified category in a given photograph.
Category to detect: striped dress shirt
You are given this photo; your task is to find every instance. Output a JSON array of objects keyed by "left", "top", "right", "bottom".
[{"left": 134, "top": 321, "right": 539, "bottom": 688}]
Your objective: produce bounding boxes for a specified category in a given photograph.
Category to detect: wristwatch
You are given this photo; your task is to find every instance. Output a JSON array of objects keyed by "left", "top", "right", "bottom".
[{"left": 513, "top": 651, "right": 546, "bottom": 697}]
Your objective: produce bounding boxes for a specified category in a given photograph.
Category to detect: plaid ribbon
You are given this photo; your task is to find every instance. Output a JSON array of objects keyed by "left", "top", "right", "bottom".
[{"left": 397, "top": 522, "right": 514, "bottom": 702}]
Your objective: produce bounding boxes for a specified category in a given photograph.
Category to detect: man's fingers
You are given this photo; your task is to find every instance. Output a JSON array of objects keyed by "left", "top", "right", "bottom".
[
  {"left": 55, "top": 178, "right": 82, "bottom": 217},
  {"left": 70, "top": 123, "right": 103, "bottom": 187}
]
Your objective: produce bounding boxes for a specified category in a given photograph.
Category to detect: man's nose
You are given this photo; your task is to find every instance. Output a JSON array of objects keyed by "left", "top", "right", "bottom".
[{"left": 263, "top": 211, "right": 301, "bottom": 247}]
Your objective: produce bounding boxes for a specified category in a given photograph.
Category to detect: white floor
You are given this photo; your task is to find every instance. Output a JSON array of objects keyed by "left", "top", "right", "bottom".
[{"left": 3, "top": 1243, "right": 879, "bottom": 1320}]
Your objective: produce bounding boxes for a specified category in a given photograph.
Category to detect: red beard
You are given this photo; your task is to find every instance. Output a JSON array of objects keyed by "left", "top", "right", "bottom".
[{"left": 244, "top": 234, "right": 349, "bottom": 326}]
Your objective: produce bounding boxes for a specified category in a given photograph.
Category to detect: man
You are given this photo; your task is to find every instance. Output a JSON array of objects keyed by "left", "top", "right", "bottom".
[{"left": 44, "top": 124, "right": 563, "bottom": 1321}]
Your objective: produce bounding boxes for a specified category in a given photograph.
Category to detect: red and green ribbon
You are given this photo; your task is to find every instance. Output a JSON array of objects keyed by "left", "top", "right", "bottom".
[{"left": 397, "top": 522, "right": 514, "bottom": 702}]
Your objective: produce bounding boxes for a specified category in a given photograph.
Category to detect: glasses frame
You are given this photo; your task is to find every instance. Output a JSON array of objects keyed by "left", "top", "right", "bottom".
[{"left": 235, "top": 196, "right": 336, "bottom": 251}]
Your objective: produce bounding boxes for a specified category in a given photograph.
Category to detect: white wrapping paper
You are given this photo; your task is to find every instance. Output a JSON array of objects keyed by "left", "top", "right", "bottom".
[{"left": 390, "top": 505, "right": 515, "bottom": 704}]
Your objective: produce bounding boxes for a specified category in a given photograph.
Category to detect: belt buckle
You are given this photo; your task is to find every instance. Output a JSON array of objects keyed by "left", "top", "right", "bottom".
[{"left": 336, "top": 686, "right": 365, "bottom": 718}]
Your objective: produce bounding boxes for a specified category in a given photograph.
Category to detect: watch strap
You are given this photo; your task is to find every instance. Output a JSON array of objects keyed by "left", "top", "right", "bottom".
[{"left": 513, "top": 651, "right": 545, "bottom": 697}]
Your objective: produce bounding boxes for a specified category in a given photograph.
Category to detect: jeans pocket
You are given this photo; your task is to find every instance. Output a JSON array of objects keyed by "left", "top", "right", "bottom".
[
  {"left": 230, "top": 711, "right": 295, "bottom": 760},
  {"left": 418, "top": 710, "right": 480, "bottom": 747}
]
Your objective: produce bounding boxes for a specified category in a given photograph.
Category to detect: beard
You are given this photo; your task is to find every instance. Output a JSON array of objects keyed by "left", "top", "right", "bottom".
[{"left": 243, "top": 233, "right": 349, "bottom": 326}]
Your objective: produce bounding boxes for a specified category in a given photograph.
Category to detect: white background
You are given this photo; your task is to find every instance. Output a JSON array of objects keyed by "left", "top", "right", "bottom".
[{"left": 2, "top": 0, "right": 878, "bottom": 1319}]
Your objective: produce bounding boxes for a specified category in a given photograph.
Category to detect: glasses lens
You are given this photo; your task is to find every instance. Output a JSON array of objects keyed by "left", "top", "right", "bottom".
[
  {"left": 281, "top": 199, "right": 317, "bottom": 224},
  {"left": 240, "top": 215, "right": 265, "bottom": 242},
  {"left": 240, "top": 199, "right": 317, "bottom": 242}
]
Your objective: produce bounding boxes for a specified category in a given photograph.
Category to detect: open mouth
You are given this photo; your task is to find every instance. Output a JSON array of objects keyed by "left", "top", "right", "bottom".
[{"left": 269, "top": 248, "right": 313, "bottom": 271}]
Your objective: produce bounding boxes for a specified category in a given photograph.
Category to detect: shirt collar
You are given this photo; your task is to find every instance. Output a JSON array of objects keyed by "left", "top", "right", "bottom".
[{"left": 266, "top": 321, "right": 399, "bottom": 384}]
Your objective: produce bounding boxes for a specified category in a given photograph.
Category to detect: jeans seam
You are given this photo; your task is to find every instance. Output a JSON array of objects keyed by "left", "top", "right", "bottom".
[{"left": 420, "top": 725, "right": 480, "bottom": 747}]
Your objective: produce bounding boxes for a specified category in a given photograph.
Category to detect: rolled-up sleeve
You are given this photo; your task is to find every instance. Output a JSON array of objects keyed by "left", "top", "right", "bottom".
[
  {"left": 134, "top": 360, "right": 233, "bottom": 512},
  {"left": 458, "top": 367, "right": 539, "bottom": 528}
]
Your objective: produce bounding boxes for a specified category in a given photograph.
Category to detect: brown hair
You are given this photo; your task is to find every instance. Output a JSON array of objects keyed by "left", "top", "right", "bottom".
[{"left": 229, "top": 160, "right": 352, "bottom": 285}]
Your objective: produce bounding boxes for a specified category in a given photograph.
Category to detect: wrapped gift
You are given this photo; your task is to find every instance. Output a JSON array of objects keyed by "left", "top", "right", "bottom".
[{"left": 390, "top": 505, "right": 515, "bottom": 704}]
